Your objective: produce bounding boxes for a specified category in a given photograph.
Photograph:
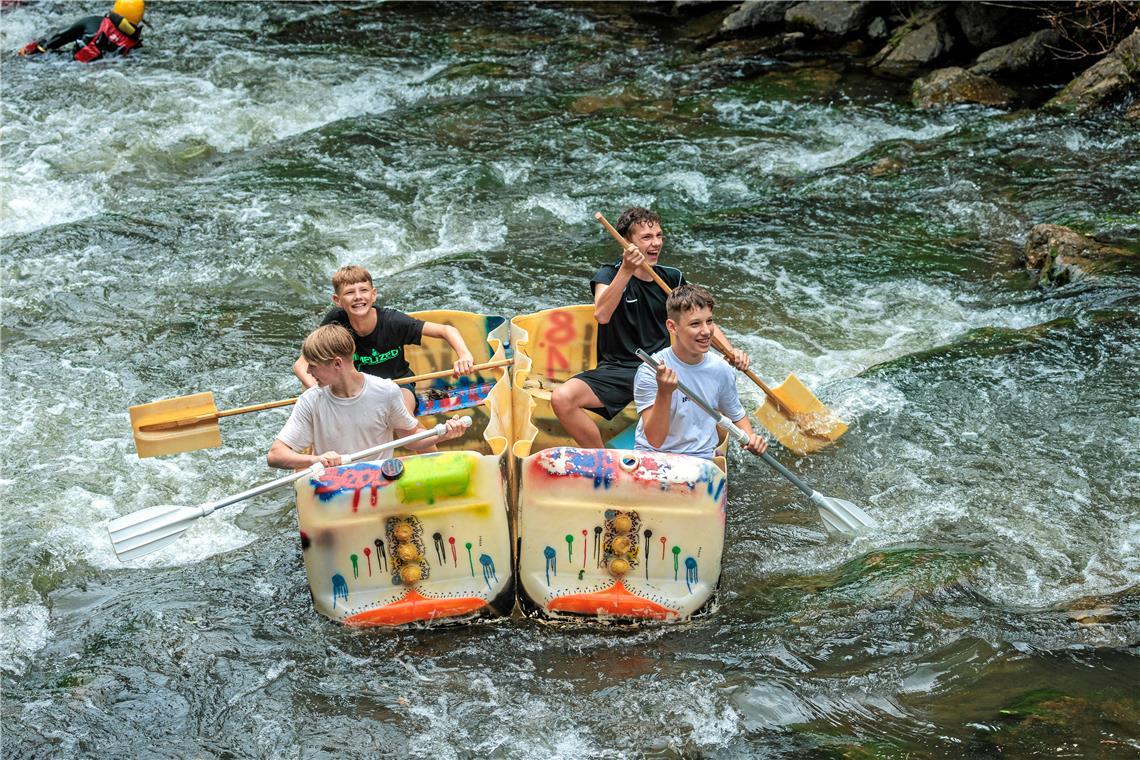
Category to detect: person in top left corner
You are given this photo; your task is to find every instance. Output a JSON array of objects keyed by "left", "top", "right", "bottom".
[{"left": 17, "top": 0, "right": 144, "bottom": 63}]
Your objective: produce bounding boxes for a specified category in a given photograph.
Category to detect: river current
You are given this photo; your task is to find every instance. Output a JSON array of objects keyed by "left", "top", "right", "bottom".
[{"left": 2, "top": 2, "right": 1138, "bottom": 757}]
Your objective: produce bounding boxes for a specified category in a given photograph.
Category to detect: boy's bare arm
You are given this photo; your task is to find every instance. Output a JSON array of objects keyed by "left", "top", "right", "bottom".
[
  {"left": 292, "top": 354, "right": 317, "bottom": 389},
  {"left": 421, "top": 322, "right": 474, "bottom": 375}
]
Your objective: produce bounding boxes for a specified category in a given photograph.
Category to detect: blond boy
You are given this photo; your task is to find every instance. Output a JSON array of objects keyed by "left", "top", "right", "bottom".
[
  {"left": 293, "top": 265, "right": 474, "bottom": 415},
  {"left": 270, "top": 325, "right": 466, "bottom": 469}
]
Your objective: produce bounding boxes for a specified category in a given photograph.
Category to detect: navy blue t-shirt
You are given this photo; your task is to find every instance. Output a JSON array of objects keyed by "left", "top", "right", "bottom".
[
  {"left": 319, "top": 306, "right": 424, "bottom": 380},
  {"left": 590, "top": 262, "right": 685, "bottom": 365}
]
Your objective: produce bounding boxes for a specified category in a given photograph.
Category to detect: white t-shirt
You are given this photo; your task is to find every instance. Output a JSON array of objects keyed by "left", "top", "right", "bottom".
[
  {"left": 276, "top": 375, "right": 417, "bottom": 458},
  {"left": 633, "top": 347, "right": 745, "bottom": 459}
]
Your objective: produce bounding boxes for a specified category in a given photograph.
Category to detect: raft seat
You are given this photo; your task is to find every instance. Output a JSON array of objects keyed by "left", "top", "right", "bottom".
[{"left": 520, "top": 374, "right": 638, "bottom": 448}]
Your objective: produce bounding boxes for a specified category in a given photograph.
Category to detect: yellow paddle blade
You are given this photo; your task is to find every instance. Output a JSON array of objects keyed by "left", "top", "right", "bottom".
[
  {"left": 753, "top": 374, "right": 848, "bottom": 455},
  {"left": 129, "top": 392, "right": 223, "bottom": 458}
]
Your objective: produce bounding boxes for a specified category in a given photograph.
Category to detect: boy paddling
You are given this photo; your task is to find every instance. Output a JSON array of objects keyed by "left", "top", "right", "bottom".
[
  {"left": 552, "top": 207, "right": 748, "bottom": 448},
  {"left": 270, "top": 325, "right": 467, "bottom": 470},
  {"left": 635, "top": 285, "right": 767, "bottom": 459},
  {"left": 293, "top": 265, "right": 475, "bottom": 415}
]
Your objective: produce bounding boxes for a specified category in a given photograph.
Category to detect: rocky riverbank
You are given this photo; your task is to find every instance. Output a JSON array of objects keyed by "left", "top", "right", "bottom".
[
  {"left": 689, "top": 1, "right": 1140, "bottom": 112},
  {"left": 639, "top": 1, "right": 1139, "bottom": 286}
]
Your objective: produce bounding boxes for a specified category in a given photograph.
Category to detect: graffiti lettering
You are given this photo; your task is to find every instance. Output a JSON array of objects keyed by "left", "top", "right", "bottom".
[{"left": 312, "top": 463, "right": 395, "bottom": 504}]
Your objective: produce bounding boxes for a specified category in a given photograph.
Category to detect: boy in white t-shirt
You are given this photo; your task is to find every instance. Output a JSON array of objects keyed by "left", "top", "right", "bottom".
[
  {"left": 633, "top": 285, "right": 768, "bottom": 460},
  {"left": 268, "top": 324, "right": 467, "bottom": 470}
]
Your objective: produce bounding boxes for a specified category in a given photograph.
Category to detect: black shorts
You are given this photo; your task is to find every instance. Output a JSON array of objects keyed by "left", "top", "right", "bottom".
[{"left": 575, "top": 362, "right": 638, "bottom": 420}]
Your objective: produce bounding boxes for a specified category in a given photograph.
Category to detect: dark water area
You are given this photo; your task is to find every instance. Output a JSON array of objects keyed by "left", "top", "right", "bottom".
[{"left": 2, "top": 2, "right": 1138, "bottom": 756}]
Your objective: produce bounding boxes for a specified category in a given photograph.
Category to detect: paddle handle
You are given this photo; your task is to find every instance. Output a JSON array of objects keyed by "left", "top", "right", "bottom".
[
  {"left": 759, "top": 451, "right": 814, "bottom": 498},
  {"left": 595, "top": 212, "right": 793, "bottom": 416},
  {"left": 217, "top": 397, "right": 297, "bottom": 419},
  {"left": 199, "top": 420, "right": 467, "bottom": 516}
]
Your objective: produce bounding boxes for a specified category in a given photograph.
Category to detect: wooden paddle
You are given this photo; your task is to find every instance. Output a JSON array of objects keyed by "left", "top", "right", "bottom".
[
  {"left": 595, "top": 212, "right": 847, "bottom": 454},
  {"left": 130, "top": 359, "right": 513, "bottom": 458}
]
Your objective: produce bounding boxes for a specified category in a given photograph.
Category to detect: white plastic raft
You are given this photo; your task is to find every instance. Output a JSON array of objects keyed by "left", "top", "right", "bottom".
[
  {"left": 510, "top": 305, "right": 728, "bottom": 621},
  {"left": 295, "top": 311, "right": 515, "bottom": 626}
]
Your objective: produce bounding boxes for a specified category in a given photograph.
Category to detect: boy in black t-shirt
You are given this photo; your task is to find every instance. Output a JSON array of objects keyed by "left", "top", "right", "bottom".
[
  {"left": 292, "top": 265, "right": 474, "bottom": 415},
  {"left": 551, "top": 207, "right": 749, "bottom": 449}
]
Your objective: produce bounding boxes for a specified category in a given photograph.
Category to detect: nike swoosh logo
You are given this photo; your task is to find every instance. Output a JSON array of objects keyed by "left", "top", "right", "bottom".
[{"left": 624, "top": 298, "right": 639, "bottom": 303}]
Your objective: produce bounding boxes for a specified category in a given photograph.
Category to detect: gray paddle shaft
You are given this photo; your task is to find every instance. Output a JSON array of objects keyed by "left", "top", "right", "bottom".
[
  {"left": 635, "top": 348, "right": 813, "bottom": 499},
  {"left": 634, "top": 350, "right": 875, "bottom": 535},
  {"left": 199, "top": 422, "right": 456, "bottom": 517}
]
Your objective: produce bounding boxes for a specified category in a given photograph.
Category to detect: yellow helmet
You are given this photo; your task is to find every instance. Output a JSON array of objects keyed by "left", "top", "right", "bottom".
[{"left": 112, "top": 0, "right": 144, "bottom": 26}]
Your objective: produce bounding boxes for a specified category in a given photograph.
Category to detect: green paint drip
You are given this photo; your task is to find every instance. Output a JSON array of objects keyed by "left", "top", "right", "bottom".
[
  {"left": 466, "top": 542, "right": 474, "bottom": 576},
  {"left": 565, "top": 534, "right": 574, "bottom": 561},
  {"left": 350, "top": 553, "right": 359, "bottom": 579},
  {"left": 673, "top": 545, "right": 680, "bottom": 580}
]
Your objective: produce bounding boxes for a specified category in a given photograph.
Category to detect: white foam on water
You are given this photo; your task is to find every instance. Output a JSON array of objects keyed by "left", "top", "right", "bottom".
[
  {"left": 520, "top": 194, "right": 590, "bottom": 225},
  {"left": 0, "top": 603, "right": 52, "bottom": 676},
  {"left": 712, "top": 100, "right": 958, "bottom": 175}
]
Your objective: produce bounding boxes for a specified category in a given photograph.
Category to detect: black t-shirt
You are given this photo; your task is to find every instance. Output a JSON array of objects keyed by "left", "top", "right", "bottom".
[
  {"left": 590, "top": 262, "right": 686, "bottom": 365},
  {"left": 319, "top": 306, "right": 425, "bottom": 380}
]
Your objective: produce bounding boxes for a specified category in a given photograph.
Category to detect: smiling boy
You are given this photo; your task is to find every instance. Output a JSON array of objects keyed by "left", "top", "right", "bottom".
[
  {"left": 270, "top": 325, "right": 467, "bottom": 469},
  {"left": 634, "top": 285, "right": 767, "bottom": 459},
  {"left": 552, "top": 207, "right": 747, "bottom": 449},
  {"left": 293, "top": 265, "right": 474, "bottom": 415}
]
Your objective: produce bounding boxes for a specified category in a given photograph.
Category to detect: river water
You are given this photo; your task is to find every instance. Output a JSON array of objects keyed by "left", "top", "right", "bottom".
[{"left": 2, "top": 2, "right": 1138, "bottom": 757}]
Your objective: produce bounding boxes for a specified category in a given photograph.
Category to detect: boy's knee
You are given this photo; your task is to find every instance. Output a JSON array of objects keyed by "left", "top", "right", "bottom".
[{"left": 551, "top": 384, "right": 575, "bottom": 415}]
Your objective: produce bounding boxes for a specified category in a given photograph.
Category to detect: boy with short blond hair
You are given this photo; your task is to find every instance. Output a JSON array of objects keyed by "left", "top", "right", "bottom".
[
  {"left": 293, "top": 265, "right": 474, "bottom": 415},
  {"left": 270, "top": 324, "right": 466, "bottom": 470}
]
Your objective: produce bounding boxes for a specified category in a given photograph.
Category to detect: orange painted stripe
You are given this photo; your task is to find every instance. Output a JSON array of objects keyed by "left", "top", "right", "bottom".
[
  {"left": 342, "top": 589, "right": 487, "bottom": 627},
  {"left": 547, "top": 580, "right": 677, "bottom": 620}
]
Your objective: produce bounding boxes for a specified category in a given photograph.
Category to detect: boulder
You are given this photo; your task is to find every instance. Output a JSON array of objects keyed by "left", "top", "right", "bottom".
[
  {"left": 866, "top": 16, "right": 888, "bottom": 41},
  {"left": 877, "top": 14, "right": 956, "bottom": 71},
  {"left": 953, "top": 2, "right": 1022, "bottom": 50},
  {"left": 912, "top": 66, "right": 1016, "bottom": 108},
  {"left": 1022, "top": 223, "right": 1133, "bottom": 286},
  {"left": 1047, "top": 28, "right": 1140, "bottom": 114},
  {"left": 721, "top": 1, "right": 795, "bottom": 32},
  {"left": 970, "top": 29, "right": 1063, "bottom": 78},
  {"left": 784, "top": 1, "right": 870, "bottom": 38}
]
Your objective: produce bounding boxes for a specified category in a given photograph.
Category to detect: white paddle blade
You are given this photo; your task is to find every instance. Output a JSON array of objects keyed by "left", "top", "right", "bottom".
[
  {"left": 108, "top": 505, "right": 204, "bottom": 561},
  {"left": 811, "top": 492, "right": 877, "bottom": 536}
]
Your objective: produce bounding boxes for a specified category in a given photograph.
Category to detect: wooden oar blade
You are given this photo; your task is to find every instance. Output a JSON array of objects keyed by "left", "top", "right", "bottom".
[
  {"left": 754, "top": 404, "right": 831, "bottom": 455},
  {"left": 130, "top": 392, "right": 222, "bottom": 458},
  {"left": 810, "top": 492, "right": 877, "bottom": 536},
  {"left": 753, "top": 374, "right": 848, "bottom": 454},
  {"left": 108, "top": 504, "right": 204, "bottom": 561},
  {"left": 770, "top": 374, "right": 848, "bottom": 440}
]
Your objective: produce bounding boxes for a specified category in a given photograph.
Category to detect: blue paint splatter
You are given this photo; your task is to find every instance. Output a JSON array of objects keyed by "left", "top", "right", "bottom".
[
  {"left": 479, "top": 553, "right": 497, "bottom": 590},
  {"left": 685, "top": 557, "right": 698, "bottom": 593},
  {"left": 544, "top": 546, "right": 556, "bottom": 585},
  {"left": 332, "top": 573, "right": 349, "bottom": 608},
  {"left": 562, "top": 449, "right": 616, "bottom": 489}
]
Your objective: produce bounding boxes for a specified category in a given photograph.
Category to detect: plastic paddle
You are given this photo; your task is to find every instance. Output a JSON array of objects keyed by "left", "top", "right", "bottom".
[
  {"left": 129, "top": 359, "right": 512, "bottom": 458},
  {"left": 596, "top": 211, "right": 847, "bottom": 455},
  {"left": 635, "top": 350, "right": 875, "bottom": 536},
  {"left": 109, "top": 417, "right": 473, "bottom": 562}
]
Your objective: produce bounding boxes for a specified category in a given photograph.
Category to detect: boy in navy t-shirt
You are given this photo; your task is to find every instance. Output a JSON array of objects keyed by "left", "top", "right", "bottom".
[
  {"left": 293, "top": 265, "right": 474, "bottom": 416},
  {"left": 551, "top": 207, "right": 749, "bottom": 448}
]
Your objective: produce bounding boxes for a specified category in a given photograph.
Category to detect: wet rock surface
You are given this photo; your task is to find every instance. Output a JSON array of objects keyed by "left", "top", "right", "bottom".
[
  {"left": 912, "top": 66, "right": 1016, "bottom": 108},
  {"left": 1022, "top": 223, "right": 1135, "bottom": 286}
]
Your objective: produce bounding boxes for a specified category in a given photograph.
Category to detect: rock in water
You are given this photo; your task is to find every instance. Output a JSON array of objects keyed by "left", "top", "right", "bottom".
[
  {"left": 1047, "top": 28, "right": 1140, "bottom": 114},
  {"left": 912, "top": 67, "right": 1016, "bottom": 109}
]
